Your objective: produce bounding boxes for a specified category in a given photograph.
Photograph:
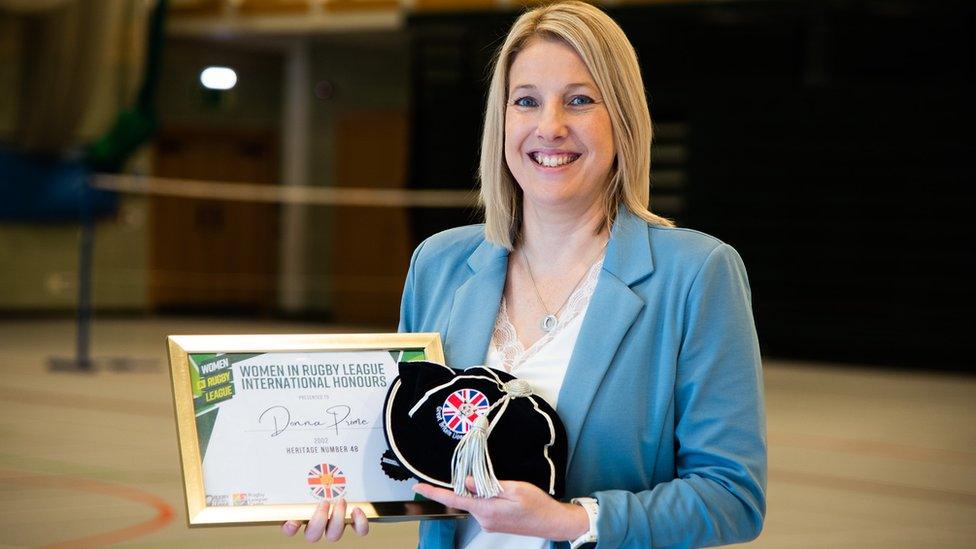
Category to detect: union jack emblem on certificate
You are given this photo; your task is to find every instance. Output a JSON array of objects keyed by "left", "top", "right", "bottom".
[
  {"left": 437, "top": 388, "right": 491, "bottom": 437},
  {"left": 307, "top": 463, "right": 347, "bottom": 500}
]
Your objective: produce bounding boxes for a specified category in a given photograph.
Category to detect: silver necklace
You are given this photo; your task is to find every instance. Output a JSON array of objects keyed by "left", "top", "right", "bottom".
[{"left": 521, "top": 239, "right": 608, "bottom": 333}]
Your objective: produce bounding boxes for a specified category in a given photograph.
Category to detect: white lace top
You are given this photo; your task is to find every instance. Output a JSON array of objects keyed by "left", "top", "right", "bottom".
[{"left": 455, "top": 256, "right": 604, "bottom": 549}]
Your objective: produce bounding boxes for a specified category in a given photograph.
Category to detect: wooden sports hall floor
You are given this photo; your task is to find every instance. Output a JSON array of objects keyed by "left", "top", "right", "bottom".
[{"left": 0, "top": 318, "right": 973, "bottom": 548}]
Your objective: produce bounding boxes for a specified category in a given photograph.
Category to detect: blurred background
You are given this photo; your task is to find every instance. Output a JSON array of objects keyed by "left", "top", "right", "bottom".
[{"left": 0, "top": 0, "right": 973, "bottom": 547}]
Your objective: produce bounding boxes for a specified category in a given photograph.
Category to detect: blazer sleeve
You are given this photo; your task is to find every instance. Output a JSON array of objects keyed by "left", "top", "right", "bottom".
[
  {"left": 591, "top": 243, "right": 767, "bottom": 548},
  {"left": 398, "top": 239, "right": 425, "bottom": 334}
]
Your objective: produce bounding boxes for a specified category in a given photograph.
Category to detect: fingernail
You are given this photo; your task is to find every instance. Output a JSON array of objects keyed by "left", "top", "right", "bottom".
[
  {"left": 331, "top": 498, "right": 344, "bottom": 519},
  {"left": 305, "top": 506, "right": 326, "bottom": 541},
  {"left": 352, "top": 508, "right": 369, "bottom": 536}
]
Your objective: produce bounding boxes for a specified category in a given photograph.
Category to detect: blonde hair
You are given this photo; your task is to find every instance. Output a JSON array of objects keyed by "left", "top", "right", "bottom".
[{"left": 479, "top": 0, "right": 674, "bottom": 249}]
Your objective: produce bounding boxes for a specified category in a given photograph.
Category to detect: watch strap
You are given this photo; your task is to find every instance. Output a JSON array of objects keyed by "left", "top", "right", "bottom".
[{"left": 569, "top": 497, "right": 599, "bottom": 549}]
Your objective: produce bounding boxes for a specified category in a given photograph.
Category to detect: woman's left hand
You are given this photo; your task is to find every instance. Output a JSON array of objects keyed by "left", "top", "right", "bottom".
[{"left": 413, "top": 478, "right": 589, "bottom": 541}]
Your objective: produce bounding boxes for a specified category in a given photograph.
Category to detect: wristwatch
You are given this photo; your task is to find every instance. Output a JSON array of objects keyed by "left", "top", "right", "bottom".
[{"left": 569, "top": 497, "right": 599, "bottom": 549}]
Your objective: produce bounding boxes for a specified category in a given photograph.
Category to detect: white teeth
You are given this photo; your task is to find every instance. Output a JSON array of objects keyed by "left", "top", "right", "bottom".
[{"left": 532, "top": 153, "right": 578, "bottom": 167}]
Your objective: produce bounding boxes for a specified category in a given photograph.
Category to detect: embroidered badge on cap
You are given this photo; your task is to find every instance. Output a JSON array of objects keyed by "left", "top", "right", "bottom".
[{"left": 437, "top": 388, "right": 491, "bottom": 439}]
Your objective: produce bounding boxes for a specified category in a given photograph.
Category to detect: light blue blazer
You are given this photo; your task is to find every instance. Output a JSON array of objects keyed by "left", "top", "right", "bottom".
[{"left": 398, "top": 207, "right": 766, "bottom": 549}]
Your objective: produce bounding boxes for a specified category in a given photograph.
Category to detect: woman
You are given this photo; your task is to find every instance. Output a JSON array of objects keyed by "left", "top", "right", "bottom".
[{"left": 286, "top": 2, "right": 765, "bottom": 547}]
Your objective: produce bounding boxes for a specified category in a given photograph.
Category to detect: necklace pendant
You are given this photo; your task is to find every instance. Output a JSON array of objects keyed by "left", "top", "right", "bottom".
[{"left": 540, "top": 314, "right": 558, "bottom": 333}]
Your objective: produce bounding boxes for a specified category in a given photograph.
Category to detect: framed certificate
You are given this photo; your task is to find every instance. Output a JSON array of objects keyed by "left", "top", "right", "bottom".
[{"left": 167, "top": 332, "right": 463, "bottom": 526}]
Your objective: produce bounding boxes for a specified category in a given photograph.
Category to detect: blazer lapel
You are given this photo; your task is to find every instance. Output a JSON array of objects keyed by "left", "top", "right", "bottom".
[
  {"left": 557, "top": 208, "right": 654, "bottom": 467},
  {"left": 444, "top": 239, "right": 509, "bottom": 369}
]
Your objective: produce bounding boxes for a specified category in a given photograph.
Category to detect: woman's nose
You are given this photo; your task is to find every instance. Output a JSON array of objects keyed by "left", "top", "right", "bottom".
[{"left": 536, "top": 103, "right": 568, "bottom": 142}]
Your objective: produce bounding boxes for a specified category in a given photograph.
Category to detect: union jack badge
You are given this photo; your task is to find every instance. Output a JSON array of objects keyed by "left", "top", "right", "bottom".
[
  {"left": 437, "top": 388, "right": 490, "bottom": 437},
  {"left": 307, "top": 463, "right": 347, "bottom": 500}
]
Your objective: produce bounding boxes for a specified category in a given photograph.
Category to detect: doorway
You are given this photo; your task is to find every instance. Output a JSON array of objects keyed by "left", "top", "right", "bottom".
[{"left": 149, "top": 127, "right": 280, "bottom": 313}]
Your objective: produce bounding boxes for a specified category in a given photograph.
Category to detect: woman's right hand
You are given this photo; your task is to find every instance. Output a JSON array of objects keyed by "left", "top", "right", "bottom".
[{"left": 281, "top": 498, "right": 369, "bottom": 542}]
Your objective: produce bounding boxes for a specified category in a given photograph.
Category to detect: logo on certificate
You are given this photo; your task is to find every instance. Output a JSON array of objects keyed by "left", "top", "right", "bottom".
[
  {"left": 307, "top": 463, "right": 347, "bottom": 500},
  {"left": 436, "top": 388, "right": 490, "bottom": 439},
  {"left": 206, "top": 494, "right": 229, "bottom": 506}
]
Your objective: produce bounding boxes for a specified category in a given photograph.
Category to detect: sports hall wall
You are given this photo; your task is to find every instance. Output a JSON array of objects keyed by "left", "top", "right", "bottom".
[{"left": 1, "top": 0, "right": 972, "bottom": 371}]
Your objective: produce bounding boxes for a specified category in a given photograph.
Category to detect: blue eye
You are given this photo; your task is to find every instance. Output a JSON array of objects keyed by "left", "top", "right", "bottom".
[
  {"left": 569, "top": 95, "right": 595, "bottom": 106},
  {"left": 512, "top": 96, "right": 538, "bottom": 108}
]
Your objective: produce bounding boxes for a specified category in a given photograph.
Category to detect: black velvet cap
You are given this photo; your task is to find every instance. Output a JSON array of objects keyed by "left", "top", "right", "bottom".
[{"left": 382, "top": 361, "right": 567, "bottom": 498}]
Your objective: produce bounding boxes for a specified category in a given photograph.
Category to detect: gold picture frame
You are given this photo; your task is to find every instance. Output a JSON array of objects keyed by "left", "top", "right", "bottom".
[{"left": 167, "top": 332, "right": 461, "bottom": 526}]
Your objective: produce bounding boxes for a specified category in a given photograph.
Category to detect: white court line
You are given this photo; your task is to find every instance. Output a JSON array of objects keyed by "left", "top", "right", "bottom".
[{"left": 92, "top": 173, "right": 478, "bottom": 208}]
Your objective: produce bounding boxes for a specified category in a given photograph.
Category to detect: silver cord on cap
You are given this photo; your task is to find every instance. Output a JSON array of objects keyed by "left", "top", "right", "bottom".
[{"left": 451, "top": 377, "right": 535, "bottom": 498}]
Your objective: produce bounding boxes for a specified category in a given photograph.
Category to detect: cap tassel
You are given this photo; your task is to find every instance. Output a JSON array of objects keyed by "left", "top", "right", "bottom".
[
  {"left": 451, "top": 415, "right": 502, "bottom": 498},
  {"left": 448, "top": 378, "right": 533, "bottom": 498}
]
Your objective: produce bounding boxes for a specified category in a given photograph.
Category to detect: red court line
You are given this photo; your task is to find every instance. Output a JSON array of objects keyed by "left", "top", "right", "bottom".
[{"left": 0, "top": 470, "right": 174, "bottom": 548}]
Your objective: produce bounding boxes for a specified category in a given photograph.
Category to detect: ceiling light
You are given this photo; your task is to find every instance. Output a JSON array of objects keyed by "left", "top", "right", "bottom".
[{"left": 200, "top": 66, "right": 237, "bottom": 90}]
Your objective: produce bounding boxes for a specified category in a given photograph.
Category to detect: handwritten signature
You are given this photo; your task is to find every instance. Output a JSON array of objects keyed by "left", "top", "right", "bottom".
[{"left": 257, "top": 405, "right": 368, "bottom": 437}]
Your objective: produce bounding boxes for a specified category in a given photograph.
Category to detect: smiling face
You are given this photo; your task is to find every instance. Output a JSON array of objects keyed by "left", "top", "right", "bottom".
[{"left": 504, "top": 37, "right": 615, "bottom": 217}]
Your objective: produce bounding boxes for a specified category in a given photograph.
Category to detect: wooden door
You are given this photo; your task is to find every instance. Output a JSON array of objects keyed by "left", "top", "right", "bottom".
[
  {"left": 150, "top": 128, "right": 279, "bottom": 312},
  {"left": 331, "top": 110, "right": 411, "bottom": 325}
]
